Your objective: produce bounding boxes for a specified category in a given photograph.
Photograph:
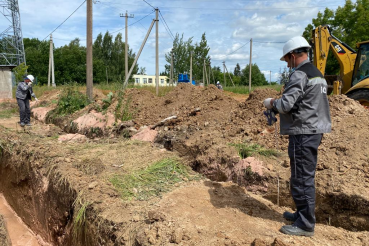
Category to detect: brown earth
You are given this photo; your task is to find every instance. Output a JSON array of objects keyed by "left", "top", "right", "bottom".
[
  {"left": 0, "top": 84, "right": 368, "bottom": 245},
  {"left": 0, "top": 213, "right": 10, "bottom": 246}
]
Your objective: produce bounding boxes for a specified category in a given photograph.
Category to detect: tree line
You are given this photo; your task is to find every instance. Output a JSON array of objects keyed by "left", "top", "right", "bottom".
[
  {"left": 163, "top": 32, "right": 269, "bottom": 86},
  {"left": 21, "top": 31, "right": 138, "bottom": 85}
]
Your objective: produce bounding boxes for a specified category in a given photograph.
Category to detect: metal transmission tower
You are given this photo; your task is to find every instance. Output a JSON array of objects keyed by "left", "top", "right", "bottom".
[{"left": 0, "top": 0, "right": 26, "bottom": 66}]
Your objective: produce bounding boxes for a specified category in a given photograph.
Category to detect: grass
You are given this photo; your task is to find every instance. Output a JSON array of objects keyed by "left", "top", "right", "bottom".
[
  {"left": 0, "top": 104, "right": 18, "bottom": 119},
  {"left": 109, "top": 158, "right": 199, "bottom": 201},
  {"left": 230, "top": 142, "right": 280, "bottom": 159},
  {"left": 72, "top": 191, "right": 91, "bottom": 241},
  {"left": 224, "top": 84, "right": 283, "bottom": 94}
]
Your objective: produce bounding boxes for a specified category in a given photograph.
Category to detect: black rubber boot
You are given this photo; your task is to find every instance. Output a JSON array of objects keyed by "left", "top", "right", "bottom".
[{"left": 280, "top": 225, "right": 314, "bottom": 237}]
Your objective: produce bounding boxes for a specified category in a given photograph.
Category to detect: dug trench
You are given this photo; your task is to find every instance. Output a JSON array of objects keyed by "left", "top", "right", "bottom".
[{"left": 0, "top": 85, "right": 368, "bottom": 245}]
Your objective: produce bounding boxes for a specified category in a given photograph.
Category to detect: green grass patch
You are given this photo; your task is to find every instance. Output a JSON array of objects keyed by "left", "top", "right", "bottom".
[
  {"left": 0, "top": 107, "right": 18, "bottom": 119},
  {"left": 230, "top": 143, "right": 280, "bottom": 158},
  {"left": 224, "top": 84, "right": 283, "bottom": 95},
  {"left": 110, "top": 158, "right": 199, "bottom": 200}
]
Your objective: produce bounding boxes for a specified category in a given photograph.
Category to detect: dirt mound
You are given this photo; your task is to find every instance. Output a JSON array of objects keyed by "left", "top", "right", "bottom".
[{"left": 0, "top": 214, "right": 10, "bottom": 246}]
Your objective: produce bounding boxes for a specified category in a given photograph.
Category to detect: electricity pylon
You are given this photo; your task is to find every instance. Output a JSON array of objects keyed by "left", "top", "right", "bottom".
[{"left": 0, "top": 0, "right": 26, "bottom": 66}]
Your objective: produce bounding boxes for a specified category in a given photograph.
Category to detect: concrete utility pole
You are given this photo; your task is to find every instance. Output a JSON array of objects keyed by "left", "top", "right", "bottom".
[
  {"left": 86, "top": 0, "right": 93, "bottom": 102},
  {"left": 270, "top": 70, "right": 271, "bottom": 84},
  {"left": 170, "top": 50, "right": 173, "bottom": 86},
  {"left": 204, "top": 59, "right": 209, "bottom": 85},
  {"left": 48, "top": 34, "right": 55, "bottom": 87},
  {"left": 155, "top": 8, "right": 159, "bottom": 96},
  {"left": 223, "top": 61, "right": 226, "bottom": 87},
  {"left": 248, "top": 38, "right": 252, "bottom": 93},
  {"left": 190, "top": 51, "right": 192, "bottom": 85},
  {"left": 124, "top": 19, "right": 155, "bottom": 88},
  {"left": 120, "top": 11, "right": 134, "bottom": 83},
  {"left": 208, "top": 62, "right": 211, "bottom": 84}
]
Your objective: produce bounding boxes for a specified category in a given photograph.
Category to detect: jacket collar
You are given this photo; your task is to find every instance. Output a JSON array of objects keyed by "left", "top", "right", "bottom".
[{"left": 295, "top": 59, "right": 310, "bottom": 70}]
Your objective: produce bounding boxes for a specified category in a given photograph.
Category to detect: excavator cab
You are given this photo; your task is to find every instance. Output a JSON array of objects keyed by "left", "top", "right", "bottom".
[{"left": 352, "top": 42, "right": 369, "bottom": 87}]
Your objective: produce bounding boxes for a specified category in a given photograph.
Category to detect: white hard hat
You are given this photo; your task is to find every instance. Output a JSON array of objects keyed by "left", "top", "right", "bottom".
[
  {"left": 26, "top": 75, "right": 35, "bottom": 82},
  {"left": 216, "top": 81, "right": 220, "bottom": 84},
  {"left": 280, "top": 36, "right": 311, "bottom": 61}
]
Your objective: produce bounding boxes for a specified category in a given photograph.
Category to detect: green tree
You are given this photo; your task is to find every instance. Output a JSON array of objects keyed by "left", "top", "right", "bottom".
[
  {"left": 192, "top": 33, "right": 211, "bottom": 81},
  {"left": 234, "top": 63, "right": 241, "bottom": 76},
  {"left": 13, "top": 62, "right": 29, "bottom": 82},
  {"left": 241, "top": 63, "right": 268, "bottom": 86}
]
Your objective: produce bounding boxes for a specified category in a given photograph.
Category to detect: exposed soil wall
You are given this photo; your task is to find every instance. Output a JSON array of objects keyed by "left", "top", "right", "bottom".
[{"left": 0, "top": 214, "right": 10, "bottom": 246}]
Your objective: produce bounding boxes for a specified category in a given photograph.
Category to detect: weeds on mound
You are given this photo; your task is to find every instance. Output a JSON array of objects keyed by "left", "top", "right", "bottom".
[
  {"left": 109, "top": 158, "right": 200, "bottom": 201},
  {"left": 230, "top": 142, "right": 280, "bottom": 159}
]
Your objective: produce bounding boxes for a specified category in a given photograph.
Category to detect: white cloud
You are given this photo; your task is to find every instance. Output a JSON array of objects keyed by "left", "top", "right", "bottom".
[{"left": 0, "top": 0, "right": 346, "bottom": 77}]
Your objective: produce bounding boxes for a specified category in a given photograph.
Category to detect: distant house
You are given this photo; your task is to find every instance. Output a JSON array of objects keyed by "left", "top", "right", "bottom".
[{"left": 132, "top": 74, "right": 175, "bottom": 87}]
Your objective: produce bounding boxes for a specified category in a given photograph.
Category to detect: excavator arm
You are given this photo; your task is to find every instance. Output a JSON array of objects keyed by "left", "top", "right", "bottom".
[{"left": 311, "top": 25, "right": 357, "bottom": 94}]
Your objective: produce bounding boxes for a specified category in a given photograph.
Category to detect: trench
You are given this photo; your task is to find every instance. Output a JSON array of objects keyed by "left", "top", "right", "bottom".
[
  {"left": 0, "top": 194, "right": 45, "bottom": 246},
  {"left": 160, "top": 135, "right": 369, "bottom": 233}
]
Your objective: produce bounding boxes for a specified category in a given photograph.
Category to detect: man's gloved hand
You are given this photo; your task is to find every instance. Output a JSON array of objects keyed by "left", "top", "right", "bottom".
[
  {"left": 28, "top": 82, "right": 32, "bottom": 86},
  {"left": 35, "top": 98, "right": 39, "bottom": 102},
  {"left": 263, "top": 98, "right": 273, "bottom": 109}
]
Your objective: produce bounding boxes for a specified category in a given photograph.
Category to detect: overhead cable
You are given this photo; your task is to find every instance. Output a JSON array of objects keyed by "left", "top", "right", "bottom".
[
  {"left": 142, "top": 0, "right": 156, "bottom": 10},
  {"left": 111, "top": 9, "right": 155, "bottom": 34},
  {"left": 42, "top": 0, "right": 87, "bottom": 41},
  {"left": 223, "top": 41, "right": 250, "bottom": 58},
  {"left": 159, "top": 10, "right": 175, "bottom": 40}
]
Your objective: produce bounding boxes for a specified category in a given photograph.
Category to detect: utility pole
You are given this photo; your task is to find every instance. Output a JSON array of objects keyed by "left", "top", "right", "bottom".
[
  {"left": 124, "top": 19, "right": 156, "bottom": 88},
  {"left": 155, "top": 8, "right": 159, "bottom": 96},
  {"left": 190, "top": 51, "right": 192, "bottom": 85},
  {"left": 86, "top": 0, "right": 93, "bottom": 102},
  {"left": 48, "top": 34, "right": 55, "bottom": 87},
  {"left": 170, "top": 49, "right": 173, "bottom": 86},
  {"left": 270, "top": 70, "right": 271, "bottom": 84},
  {"left": 223, "top": 61, "right": 226, "bottom": 87},
  {"left": 120, "top": 11, "right": 134, "bottom": 83},
  {"left": 248, "top": 38, "right": 252, "bottom": 93},
  {"left": 204, "top": 59, "right": 209, "bottom": 85},
  {"left": 208, "top": 61, "right": 211, "bottom": 84}
]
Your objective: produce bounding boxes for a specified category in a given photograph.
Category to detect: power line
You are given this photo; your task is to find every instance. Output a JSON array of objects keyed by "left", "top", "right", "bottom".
[
  {"left": 159, "top": 10, "right": 175, "bottom": 40},
  {"left": 142, "top": 0, "right": 156, "bottom": 10},
  {"left": 111, "top": 10, "right": 155, "bottom": 34},
  {"left": 222, "top": 41, "right": 250, "bottom": 58},
  {"left": 42, "top": 0, "right": 87, "bottom": 41}
]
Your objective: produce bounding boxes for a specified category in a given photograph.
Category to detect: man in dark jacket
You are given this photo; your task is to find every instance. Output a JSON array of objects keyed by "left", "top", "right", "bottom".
[
  {"left": 16, "top": 75, "right": 38, "bottom": 127},
  {"left": 263, "top": 36, "right": 331, "bottom": 237}
]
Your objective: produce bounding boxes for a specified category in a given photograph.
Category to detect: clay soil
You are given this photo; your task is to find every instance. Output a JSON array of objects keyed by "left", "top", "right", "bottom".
[{"left": 0, "top": 84, "right": 368, "bottom": 246}]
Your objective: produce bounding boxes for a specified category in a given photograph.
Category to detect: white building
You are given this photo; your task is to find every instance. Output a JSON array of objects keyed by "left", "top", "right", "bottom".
[{"left": 132, "top": 74, "right": 175, "bottom": 87}]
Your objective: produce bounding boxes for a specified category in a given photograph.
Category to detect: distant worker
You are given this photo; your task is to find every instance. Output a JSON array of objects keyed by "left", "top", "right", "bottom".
[
  {"left": 216, "top": 81, "right": 223, "bottom": 90},
  {"left": 263, "top": 36, "right": 331, "bottom": 237},
  {"left": 16, "top": 75, "right": 38, "bottom": 127}
]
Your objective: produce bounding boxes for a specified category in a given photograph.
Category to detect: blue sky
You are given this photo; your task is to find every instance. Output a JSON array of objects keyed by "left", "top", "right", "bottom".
[{"left": 1, "top": 0, "right": 347, "bottom": 82}]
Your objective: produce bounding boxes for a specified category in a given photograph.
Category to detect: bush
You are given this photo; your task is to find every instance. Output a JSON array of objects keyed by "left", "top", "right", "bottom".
[{"left": 54, "top": 86, "right": 89, "bottom": 115}]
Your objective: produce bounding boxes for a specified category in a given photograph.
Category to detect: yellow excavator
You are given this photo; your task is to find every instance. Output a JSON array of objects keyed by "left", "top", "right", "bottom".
[{"left": 311, "top": 25, "right": 369, "bottom": 106}]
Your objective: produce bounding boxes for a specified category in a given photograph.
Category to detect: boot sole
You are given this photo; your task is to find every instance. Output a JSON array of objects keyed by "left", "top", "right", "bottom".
[{"left": 280, "top": 227, "right": 314, "bottom": 237}]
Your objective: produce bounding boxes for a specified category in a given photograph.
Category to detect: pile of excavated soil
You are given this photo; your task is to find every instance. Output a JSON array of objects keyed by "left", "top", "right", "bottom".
[
  {"left": 114, "top": 84, "right": 369, "bottom": 231},
  {"left": 1, "top": 85, "right": 369, "bottom": 245}
]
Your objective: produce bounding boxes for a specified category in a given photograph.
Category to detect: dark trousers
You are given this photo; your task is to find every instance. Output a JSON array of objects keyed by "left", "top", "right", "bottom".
[
  {"left": 288, "top": 134, "right": 322, "bottom": 231},
  {"left": 17, "top": 98, "right": 31, "bottom": 124}
]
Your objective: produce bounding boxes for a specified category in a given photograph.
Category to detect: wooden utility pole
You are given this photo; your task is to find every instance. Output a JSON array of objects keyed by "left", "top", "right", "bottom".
[
  {"left": 86, "top": 0, "right": 93, "bottom": 102},
  {"left": 155, "top": 8, "right": 159, "bottom": 96},
  {"left": 190, "top": 52, "right": 192, "bottom": 85},
  {"left": 120, "top": 11, "right": 134, "bottom": 83},
  {"left": 48, "top": 34, "right": 55, "bottom": 87},
  {"left": 248, "top": 38, "right": 252, "bottom": 93}
]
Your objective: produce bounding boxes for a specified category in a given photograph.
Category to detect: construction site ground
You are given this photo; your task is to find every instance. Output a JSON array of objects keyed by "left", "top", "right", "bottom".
[{"left": 0, "top": 84, "right": 368, "bottom": 246}]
